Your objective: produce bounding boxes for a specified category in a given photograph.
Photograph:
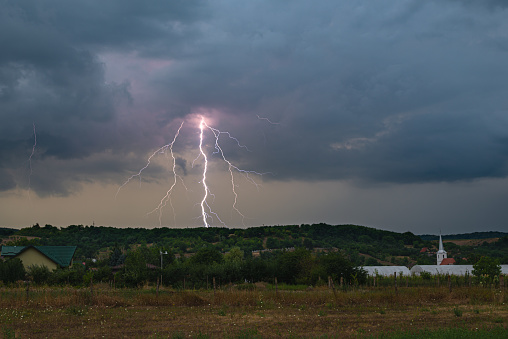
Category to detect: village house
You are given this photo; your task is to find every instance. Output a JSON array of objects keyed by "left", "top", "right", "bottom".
[{"left": 0, "top": 246, "right": 76, "bottom": 271}]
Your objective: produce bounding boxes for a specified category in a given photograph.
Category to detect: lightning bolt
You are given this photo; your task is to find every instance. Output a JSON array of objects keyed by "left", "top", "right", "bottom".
[
  {"left": 146, "top": 122, "right": 186, "bottom": 225},
  {"left": 257, "top": 115, "right": 281, "bottom": 125},
  {"left": 116, "top": 121, "right": 185, "bottom": 199},
  {"left": 118, "top": 115, "right": 265, "bottom": 228},
  {"left": 193, "top": 116, "right": 265, "bottom": 227},
  {"left": 27, "top": 122, "right": 37, "bottom": 200}
]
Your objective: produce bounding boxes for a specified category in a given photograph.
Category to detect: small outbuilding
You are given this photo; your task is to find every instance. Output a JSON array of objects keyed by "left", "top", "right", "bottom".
[{"left": 0, "top": 246, "right": 76, "bottom": 271}]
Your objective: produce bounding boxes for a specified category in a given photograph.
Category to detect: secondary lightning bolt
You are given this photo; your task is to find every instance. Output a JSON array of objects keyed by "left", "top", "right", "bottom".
[
  {"left": 27, "top": 123, "right": 37, "bottom": 200},
  {"left": 146, "top": 122, "right": 186, "bottom": 225},
  {"left": 116, "top": 122, "right": 186, "bottom": 227},
  {"left": 257, "top": 115, "right": 281, "bottom": 125}
]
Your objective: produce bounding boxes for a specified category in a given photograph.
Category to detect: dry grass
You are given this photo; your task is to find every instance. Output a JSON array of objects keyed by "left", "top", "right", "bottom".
[{"left": 1, "top": 286, "right": 507, "bottom": 338}]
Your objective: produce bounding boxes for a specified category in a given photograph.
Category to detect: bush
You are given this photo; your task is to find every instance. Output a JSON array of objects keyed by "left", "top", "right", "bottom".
[
  {"left": 27, "top": 265, "right": 51, "bottom": 285},
  {"left": 0, "top": 258, "right": 26, "bottom": 284}
]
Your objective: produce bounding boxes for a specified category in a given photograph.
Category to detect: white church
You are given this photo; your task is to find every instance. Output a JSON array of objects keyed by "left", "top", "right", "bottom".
[{"left": 363, "top": 234, "right": 508, "bottom": 277}]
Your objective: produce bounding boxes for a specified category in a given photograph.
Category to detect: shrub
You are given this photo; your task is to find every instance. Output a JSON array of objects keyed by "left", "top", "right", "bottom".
[
  {"left": 27, "top": 265, "right": 51, "bottom": 285},
  {"left": 0, "top": 258, "right": 26, "bottom": 284}
]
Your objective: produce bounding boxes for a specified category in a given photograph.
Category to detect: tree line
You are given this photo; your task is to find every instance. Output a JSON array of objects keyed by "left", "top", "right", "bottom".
[{"left": 0, "top": 245, "right": 367, "bottom": 288}]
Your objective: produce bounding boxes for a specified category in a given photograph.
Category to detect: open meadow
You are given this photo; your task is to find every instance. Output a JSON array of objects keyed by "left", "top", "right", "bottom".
[{"left": 1, "top": 284, "right": 507, "bottom": 338}]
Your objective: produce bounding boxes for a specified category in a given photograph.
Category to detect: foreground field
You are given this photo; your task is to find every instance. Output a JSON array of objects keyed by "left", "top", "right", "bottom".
[{"left": 1, "top": 286, "right": 507, "bottom": 338}]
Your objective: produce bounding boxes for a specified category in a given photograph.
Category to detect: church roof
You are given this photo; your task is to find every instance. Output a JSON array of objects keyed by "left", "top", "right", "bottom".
[{"left": 440, "top": 258, "right": 456, "bottom": 265}]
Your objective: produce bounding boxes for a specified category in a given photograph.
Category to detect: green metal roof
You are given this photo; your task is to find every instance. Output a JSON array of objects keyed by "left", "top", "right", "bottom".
[
  {"left": 1, "top": 246, "right": 77, "bottom": 267},
  {"left": 0, "top": 246, "right": 25, "bottom": 256}
]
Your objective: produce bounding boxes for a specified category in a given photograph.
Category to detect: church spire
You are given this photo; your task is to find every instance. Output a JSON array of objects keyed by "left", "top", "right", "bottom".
[{"left": 437, "top": 233, "right": 447, "bottom": 265}]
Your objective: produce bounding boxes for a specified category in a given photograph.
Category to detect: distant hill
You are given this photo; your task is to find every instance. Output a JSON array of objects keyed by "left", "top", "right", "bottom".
[
  {"left": 419, "top": 231, "right": 508, "bottom": 241},
  {"left": 0, "top": 227, "right": 17, "bottom": 237}
]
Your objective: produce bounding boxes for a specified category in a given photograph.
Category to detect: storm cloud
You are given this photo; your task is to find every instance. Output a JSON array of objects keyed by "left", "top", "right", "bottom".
[{"left": 1, "top": 0, "right": 507, "bottom": 232}]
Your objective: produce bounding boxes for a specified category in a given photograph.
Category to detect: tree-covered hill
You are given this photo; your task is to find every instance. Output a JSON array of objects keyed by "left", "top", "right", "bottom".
[
  {"left": 2, "top": 223, "right": 507, "bottom": 265},
  {"left": 419, "top": 231, "right": 507, "bottom": 241}
]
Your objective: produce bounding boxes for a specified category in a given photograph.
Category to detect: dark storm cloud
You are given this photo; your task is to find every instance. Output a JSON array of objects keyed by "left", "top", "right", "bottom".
[
  {"left": 0, "top": 0, "right": 206, "bottom": 195},
  {"left": 150, "top": 0, "right": 508, "bottom": 184},
  {"left": 1, "top": 0, "right": 508, "bottom": 197}
]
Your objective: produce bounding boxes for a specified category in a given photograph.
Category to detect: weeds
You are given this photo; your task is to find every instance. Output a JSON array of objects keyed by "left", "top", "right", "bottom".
[
  {"left": 2, "top": 328, "right": 15, "bottom": 339},
  {"left": 1, "top": 286, "right": 507, "bottom": 338},
  {"left": 64, "top": 305, "right": 87, "bottom": 316},
  {"left": 368, "top": 326, "right": 508, "bottom": 338}
]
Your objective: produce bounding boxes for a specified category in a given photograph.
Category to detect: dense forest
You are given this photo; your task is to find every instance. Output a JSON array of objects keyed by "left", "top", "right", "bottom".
[
  {"left": 1, "top": 223, "right": 507, "bottom": 288},
  {"left": 2, "top": 223, "right": 507, "bottom": 266}
]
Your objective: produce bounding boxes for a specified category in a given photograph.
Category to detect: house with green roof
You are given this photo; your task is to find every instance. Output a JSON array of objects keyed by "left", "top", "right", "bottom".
[{"left": 1, "top": 246, "right": 77, "bottom": 270}]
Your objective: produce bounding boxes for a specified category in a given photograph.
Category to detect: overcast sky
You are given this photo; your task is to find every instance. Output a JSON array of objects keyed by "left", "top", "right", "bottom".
[{"left": 1, "top": 0, "right": 508, "bottom": 235}]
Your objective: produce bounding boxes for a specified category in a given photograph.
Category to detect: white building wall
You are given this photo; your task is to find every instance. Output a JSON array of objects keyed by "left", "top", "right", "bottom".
[{"left": 362, "top": 266, "right": 411, "bottom": 276}]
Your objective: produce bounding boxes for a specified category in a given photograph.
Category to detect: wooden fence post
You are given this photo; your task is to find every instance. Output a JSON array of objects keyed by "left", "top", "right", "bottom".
[
  {"left": 394, "top": 272, "right": 397, "bottom": 293},
  {"left": 448, "top": 274, "right": 452, "bottom": 293},
  {"left": 213, "top": 277, "right": 216, "bottom": 297},
  {"left": 330, "top": 276, "right": 337, "bottom": 298},
  {"left": 25, "top": 280, "right": 30, "bottom": 302}
]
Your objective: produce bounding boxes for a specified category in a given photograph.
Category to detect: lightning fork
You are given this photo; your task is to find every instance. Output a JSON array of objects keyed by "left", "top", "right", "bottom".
[
  {"left": 115, "top": 121, "right": 185, "bottom": 212},
  {"left": 27, "top": 122, "right": 37, "bottom": 200},
  {"left": 198, "top": 117, "right": 264, "bottom": 227},
  {"left": 146, "top": 122, "right": 186, "bottom": 225}
]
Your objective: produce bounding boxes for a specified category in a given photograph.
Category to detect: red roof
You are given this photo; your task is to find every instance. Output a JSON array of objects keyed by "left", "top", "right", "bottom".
[
  {"left": 420, "top": 247, "right": 428, "bottom": 253},
  {"left": 440, "top": 258, "right": 456, "bottom": 265}
]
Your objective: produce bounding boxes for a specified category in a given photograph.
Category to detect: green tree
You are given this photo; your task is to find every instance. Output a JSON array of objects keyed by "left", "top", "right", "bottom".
[
  {"left": 109, "top": 245, "right": 125, "bottom": 266},
  {"left": 319, "top": 252, "right": 366, "bottom": 285},
  {"left": 224, "top": 247, "right": 243, "bottom": 264},
  {"left": 472, "top": 256, "right": 501, "bottom": 285},
  {"left": 189, "top": 247, "right": 224, "bottom": 266},
  {"left": 276, "top": 248, "right": 313, "bottom": 284}
]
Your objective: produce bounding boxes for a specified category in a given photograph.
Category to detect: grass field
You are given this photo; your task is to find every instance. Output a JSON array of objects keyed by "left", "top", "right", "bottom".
[{"left": 1, "top": 285, "right": 507, "bottom": 338}]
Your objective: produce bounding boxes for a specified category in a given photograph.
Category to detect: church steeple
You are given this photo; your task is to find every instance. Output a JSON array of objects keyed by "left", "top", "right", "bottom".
[{"left": 437, "top": 234, "right": 447, "bottom": 265}]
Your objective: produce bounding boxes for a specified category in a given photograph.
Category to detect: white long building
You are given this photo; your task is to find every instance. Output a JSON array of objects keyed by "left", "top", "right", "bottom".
[
  {"left": 362, "top": 266, "right": 411, "bottom": 276},
  {"left": 411, "top": 264, "right": 508, "bottom": 276}
]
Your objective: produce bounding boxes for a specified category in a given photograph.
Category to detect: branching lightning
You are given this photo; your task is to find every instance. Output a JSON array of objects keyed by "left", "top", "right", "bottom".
[
  {"left": 27, "top": 122, "right": 37, "bottom": 200},
  {"left": 257, "top": 115, "right": 281, "bottom": 125},
  {"left": 118, "top": 116, "right": 263, "bottom": 228},
  {"left": 146, "top": 122, "right": 186, "bottom": 225}
]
